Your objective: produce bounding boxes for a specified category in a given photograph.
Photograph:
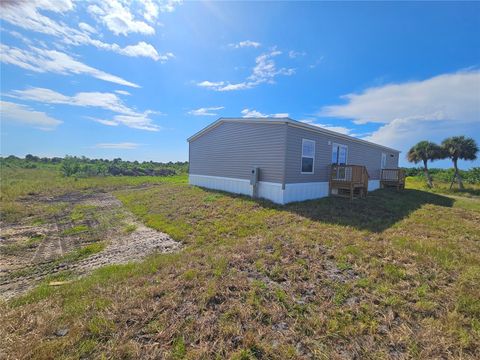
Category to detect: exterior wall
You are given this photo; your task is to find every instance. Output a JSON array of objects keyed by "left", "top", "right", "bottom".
[
  {"left": 189, "top": 121, "right": 287, "bottom": 183},
  {"left": 285, "top": 124, "right": 399, "bottom": 183}
]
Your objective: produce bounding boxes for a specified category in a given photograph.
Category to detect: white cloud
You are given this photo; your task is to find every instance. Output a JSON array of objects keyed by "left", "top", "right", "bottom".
[
  {"left": 218, "top": 83, "right": 251, "bottom": 91},
  {"left": 116, "top": 41, "right": 162, "bottom": 61},
  {"left": 188, "top": 106, "right": 225, "bottom": 116},
  {"left": 229, "top": 40, "right": 261, "bottom": 49},
  {"left": 300, "top": 119, "right": 354, "bottom": 135},
  {"left": 89, "top": 117, "right": 119, "bottom": 126},
  {"left": 94, "top": 142, "right": 140, "bottom": 149},
  {"left": 156, "top": 0, "right": 183, "bottom": 14},
  {"left": 88, "top": 39, "right": 170, "bottom": 62},
  {"left": 87, "top": 0, "right": 155, "bottom": 36},
  {"left": 0, "top": 1, "right": 171, "bottom": 62},
  {"left": 241, "top": 109, "right": 289, "bottom": 118},
  {"left": 112, "top": 113, "right": 161, "bottom": 131},
  {"left": 141, "top": 0, "right": 159, "bottom": 22},
  {"left": 319, "top": 69, "right": 480, "bottom": 153},
  {"left": 320, "top": 70, "right": 480, "bottom": 125},
  {"left": 78, "top": 22, "right": 96, "bottom": 34},
  {"left": 8, "top": 87, "right": 162, "bottom": 131},
  {"left": 0, "top": 0, "right": 74, "bottom": 37},
  {"left": 288, "top": 50, "right": 306, "bottom": 58},
  {"left": 198, "top": 50, "right": 295, "bottom": 91},
  {"left": 309, "top": 56, "right": 325, "bottom": 69},
  {"left": 197, "top": 81, "right": 225, "bottom": 88},
  {"left": 115, "top": 90, "right": 131, "bottom": 96},
  {"left": 0, "top": 100, "right": 62, "bottom": 130},
  {"left": 0, "top": 44, "right": 139, "bottom": 87},
  {"left": 87, "top": 0, "right": 181, "bottom": 33}
]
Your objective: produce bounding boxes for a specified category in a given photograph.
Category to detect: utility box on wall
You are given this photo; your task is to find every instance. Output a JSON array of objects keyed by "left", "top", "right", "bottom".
[{"left": 250, "top": 167, "right": 260, "bottom": 186}]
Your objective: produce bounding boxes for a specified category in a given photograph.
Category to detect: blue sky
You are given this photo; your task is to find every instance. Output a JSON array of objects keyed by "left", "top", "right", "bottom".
[{"left": 1, "top": 1, "right": 479, "bottom": 168}]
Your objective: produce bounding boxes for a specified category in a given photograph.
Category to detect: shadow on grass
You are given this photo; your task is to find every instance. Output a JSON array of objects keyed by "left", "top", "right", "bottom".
[
  {"left": 197, "top": 186, "right": 455, "bottom": 233},
  {"left": 277, "top": 189, "right": 454, "bottom": 232}
]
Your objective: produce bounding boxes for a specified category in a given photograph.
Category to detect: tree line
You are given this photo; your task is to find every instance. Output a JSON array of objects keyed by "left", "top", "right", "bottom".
[
  {"left": 407, "top": 136, "right": 478, "bottom": 189},
  {"left": 1, "top": 155, "right": 189, "bottom": 178}
]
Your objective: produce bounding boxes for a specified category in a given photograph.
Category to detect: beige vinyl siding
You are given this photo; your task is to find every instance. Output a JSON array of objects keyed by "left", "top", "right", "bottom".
[
  {"left": 285, "top": 124, "right": 399, "bottom": 183},
  {"left": 189, "top": 122, "right": 287, "bottom": 183}
]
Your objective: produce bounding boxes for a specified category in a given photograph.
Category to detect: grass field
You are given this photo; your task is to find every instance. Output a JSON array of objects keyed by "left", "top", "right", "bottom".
[{"left": 1, "top": 167, "right": 479, "bottom": 359}]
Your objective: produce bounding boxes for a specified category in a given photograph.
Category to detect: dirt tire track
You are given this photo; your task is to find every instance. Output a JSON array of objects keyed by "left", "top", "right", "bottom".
[{"left": 0, "top": 192, "right": 180, "bottom": 300}]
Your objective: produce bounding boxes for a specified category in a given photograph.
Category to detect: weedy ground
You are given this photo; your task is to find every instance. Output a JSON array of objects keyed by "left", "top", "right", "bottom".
[{"left": 0, "top": 168, "right": 479, "bottom": 359}]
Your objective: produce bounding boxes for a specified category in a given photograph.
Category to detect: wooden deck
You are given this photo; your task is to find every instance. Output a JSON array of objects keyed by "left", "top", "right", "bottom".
[
  {"left": 380, "top": 168, "right": 405, "bottom": 190},
  {"left": 329, "top": 164, "right": 369, "bottom": 200}
]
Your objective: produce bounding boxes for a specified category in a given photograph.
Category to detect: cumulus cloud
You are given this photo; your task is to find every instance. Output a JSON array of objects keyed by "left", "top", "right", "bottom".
[
  {"left": 87, "top": 1, "right": 154, "bottom": 36},
  {"left": 318, "top": 69, "right": 480, "bottom": 154},
  {"left": 0, "top": 44, "right": 139, "bottom": 87},
  {"left": 1, "top": 100, "right": 62, "bottom": 130},
  {"left": 116, "top": 42, "right": 173, "bottom": 62},
  {"left": 8, "top": 87, "right": 162, "bottom": 131},
  {"left": 188, "top": 106, "right": 225, "bottom": 116},
  {"left": 229, "top": 40, "right": 261, "bottom": 49},
  {"left": 198, "top": 50, "right": 295, "bottom": 91},
  {"left": 89, "top": 0, "right": 181, "bottom": 31},
  {"left": 320, "top": 70, "right": 480, "bottom": 125},
  {"left": 94, "top": 142, "right": 140, "bottom": 149},
  {"left": 0, "top": 1, "right": 173, "bottom": 62},
  {"left": 241, "top": 109, "right": 289, "bottom": 118}
]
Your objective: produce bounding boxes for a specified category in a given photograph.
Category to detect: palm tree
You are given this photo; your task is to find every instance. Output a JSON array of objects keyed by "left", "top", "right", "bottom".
[
  {"left": 407, "top": 141, "right": 443, "bottom": 188},
  {"left": 441, "top": 136, "right": 478, "bottom": 189}
]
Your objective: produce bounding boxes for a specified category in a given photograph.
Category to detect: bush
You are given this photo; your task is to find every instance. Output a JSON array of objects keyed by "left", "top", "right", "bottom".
[
  {"left": 404, "top": 167, "right": 480, "bottom": 184},
  {"left": 0, "top": 155, "right": 188, "bottom": 178}
]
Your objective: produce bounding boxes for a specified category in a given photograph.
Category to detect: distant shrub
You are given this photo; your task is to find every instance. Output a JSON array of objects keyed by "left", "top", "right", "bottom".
[
  {"left": 404, "top": 167, "right": 480, "bottom": 184},
  {"left": 0, "top": 155, "right": 188, "bottom": 178}
]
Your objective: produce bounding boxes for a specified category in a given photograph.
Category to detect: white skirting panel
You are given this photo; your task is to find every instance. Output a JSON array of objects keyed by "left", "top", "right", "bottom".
[
  {"left": 190, "top": 175, "right": 382, "bottom": 205},
  {"left": 368, "top": 180, "right": 380, "bottom": 191},
  {"left": 189, "top": 174, "right": 252, "bottom": 196},
  {"left": 257, "top": 181, "right": 284, "bottom": 204},
  {"left": 283, "top": 182, "right": 329, "bottom": 204}
]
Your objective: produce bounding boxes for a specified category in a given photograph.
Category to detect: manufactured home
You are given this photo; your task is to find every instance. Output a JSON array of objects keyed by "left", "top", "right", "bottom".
[{"left": 187, "top": 118, "right": 402, "bottom": 204}]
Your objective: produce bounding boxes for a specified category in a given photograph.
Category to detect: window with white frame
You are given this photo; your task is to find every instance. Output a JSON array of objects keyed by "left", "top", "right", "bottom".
[
  {"left": 381, "top": 153, "right": 387, "bottom": 169},
  {"left": 301, "top": 139, "right": 315, "bottom": 174},
  {"left": 332, "top": 143, "right": 348, "bottom": 165}
]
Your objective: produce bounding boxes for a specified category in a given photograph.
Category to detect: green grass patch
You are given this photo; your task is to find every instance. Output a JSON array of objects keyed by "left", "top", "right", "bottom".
[{"left": 62, "top": 224, "right": 89, "bottom": 236}]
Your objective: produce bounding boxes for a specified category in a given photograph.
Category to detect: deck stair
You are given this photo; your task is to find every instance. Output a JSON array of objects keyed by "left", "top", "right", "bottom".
[
  {"left": 329, "top": 164, "right": 369, "bottom": 200},
  {"left": 380, "top": 168, "right": 405, "bottom": 190}
]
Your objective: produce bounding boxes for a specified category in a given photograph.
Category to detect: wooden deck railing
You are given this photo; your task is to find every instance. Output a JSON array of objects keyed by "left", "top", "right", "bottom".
[
  {"left": 330, "top": 164, "right": 369, "bottom": 199},
  {"left": 330, "top": 164, "right": 369, "bottom": 184},
  {"left": 380, "top": 168, "right": 405, "bottom": 189}
]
